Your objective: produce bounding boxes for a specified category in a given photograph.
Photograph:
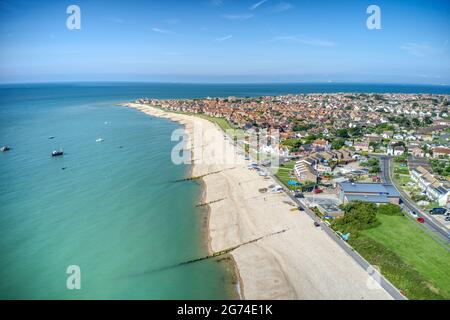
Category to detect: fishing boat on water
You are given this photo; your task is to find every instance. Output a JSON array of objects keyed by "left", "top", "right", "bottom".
[
  {"left": 52, "top": 149, "right": 64, "bottom": 157},
  {"left": 1, "top": 146, "right": 10, "bottom": 152}
]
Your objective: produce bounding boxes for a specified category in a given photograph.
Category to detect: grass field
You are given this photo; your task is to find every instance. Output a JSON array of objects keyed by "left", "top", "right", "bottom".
[
  {"left": 152, "top": 106, "right": 236, "bottom": 133},
  {"left": 394, "top": 163, "right": 410, "bottom": 175},
  {"left": 274, "top": 160, "right": 298, "bottom": 190},
  {"left": 195, "top": 114, "right": 235, "bottom": 132},
  {"left": 393, "top": 173, "right": 412, "bottom": 188},
  {"left": 353, "top": 214, "right": 450, "bottom": 299}
]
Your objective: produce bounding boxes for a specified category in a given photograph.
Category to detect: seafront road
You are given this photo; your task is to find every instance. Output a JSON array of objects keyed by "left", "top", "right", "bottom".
[
  {"left": 128, "top": 103, "right": 399, "bottom": 300},
  {"left": 378, "top": 155, "right": 450, "bottom": 249},
  {"left": 264, "top": 165, "right": 406, "bottom": 300}
]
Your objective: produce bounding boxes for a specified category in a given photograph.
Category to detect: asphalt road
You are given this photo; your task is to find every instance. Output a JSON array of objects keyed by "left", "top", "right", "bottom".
[
  {"left": 229, "top": 138, "right": 406, "bottom": 300},
  {"left": 261, "top": 164, "right": 406, "bottom": 300},
  {"left": 378, "top": 155, "right": 450, "bottom": 247}
]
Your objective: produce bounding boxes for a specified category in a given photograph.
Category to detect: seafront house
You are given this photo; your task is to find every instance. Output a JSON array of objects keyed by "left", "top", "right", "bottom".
[{"left": 294, "top": 160, "right": 318, "bottom": 183}]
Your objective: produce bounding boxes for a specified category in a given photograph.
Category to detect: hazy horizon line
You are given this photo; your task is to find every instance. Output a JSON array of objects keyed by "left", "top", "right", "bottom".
[{"left": 1, "top": 80, "right": 449, "bottom": 87}]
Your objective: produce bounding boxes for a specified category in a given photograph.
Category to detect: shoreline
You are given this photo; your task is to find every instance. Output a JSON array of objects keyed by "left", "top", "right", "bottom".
[
  {"left": 124, "top": 102, "right": 242, "bottom": 299},
  {"left": 125, "top": 102, "right": 395, "bottom": 300}
]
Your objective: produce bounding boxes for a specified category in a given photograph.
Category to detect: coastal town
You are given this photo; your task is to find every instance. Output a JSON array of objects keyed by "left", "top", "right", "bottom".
[
  {"left": 137, "top": 93, "right": 450, "bottom": 225},
  {"left": 132, "top": 92, "right": 450, "bottom": 299}
]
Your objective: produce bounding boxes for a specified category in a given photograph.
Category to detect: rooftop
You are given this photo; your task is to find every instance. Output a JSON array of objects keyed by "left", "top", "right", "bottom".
[
  {"left": 338, "top": 182, "right": 400, "bottom": 197},
  {"left": 345, "top": 194, "right": 390, "bottom": 203}
]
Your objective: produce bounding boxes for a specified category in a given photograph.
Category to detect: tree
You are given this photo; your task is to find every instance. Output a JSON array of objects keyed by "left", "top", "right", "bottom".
[
  {"left": 368, "top": 158, "right": 380, "bottom": 166},
  {"left": 423, "top": 116, "right": 433, "bottom": 125},
  {"left": 369, "top": 165, "right": 381, "bottom": 174},
  {"left": 333, "top": 201, "right": 380, "bottom": 233},
  {"left": 336, "top": 128, "right": 350, "bottom": 138},
  {"left": 369, "top": 141, "right": 380, "bottom": 150},
  {"left": 331, "top": 138, "right": 345, "bottom": 150}
]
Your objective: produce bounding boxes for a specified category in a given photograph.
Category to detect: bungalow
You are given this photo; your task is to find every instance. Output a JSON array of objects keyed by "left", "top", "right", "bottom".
[
  {"left": 382, "top": 131, "right": 394, "bottom": 139},
  {"left": 312, "top": 139, "right": 331, "bottom": 151},
  {"left": 393, "top": 146, "right": 406, "bottom": 156},
  {"left": 354, "top": 141, "right": 370, "bottom": 152},
  {"left": 387, "top": 143, "right": 405, "bottom": 156},
  {"left": 433, "top": 119, "right": 450, "bottom": 127},
  {"left": 314, "top": 163, "right": 333, "bottom": 174},
  {"left": 432, "top": 147, "right": 450, "bottom": 159},
  {"left": 332, "top": 149, "right": 353, "bottom": 164},
  {"left": 409, "top": 146, "right": 424, "bottom": 158}
]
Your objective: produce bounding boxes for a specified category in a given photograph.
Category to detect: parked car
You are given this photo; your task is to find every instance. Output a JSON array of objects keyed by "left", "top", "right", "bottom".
[
  {"left": 297, "top": 206, "right": 305, "bottom": 211},
  {"left": 313, "top": 188, "right": 323, "bottom": 194},
  {"left": 294, "top": 192, "right": 304, "bottom": 198},
  {"left": 429, "top": 207, "right": 447, "bottom": 215},
  {"left": 417, "top": 217, "right": 425, "bottom": 223},
  {"left": 409, "top": 210, "right": 418, "bottom": 218},
  {"left": 445, "top": 216, "right": 450, "bottom": 222},
  {"left": 314, "top": 221, "right": 320, "bottom": 227}
]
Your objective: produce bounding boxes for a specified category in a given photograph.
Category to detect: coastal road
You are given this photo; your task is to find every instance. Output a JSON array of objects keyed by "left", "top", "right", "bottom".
[
  {"left": 193, "top": 120, "right": 406, "bottom": 299},
  {"left": 225, "top": 136, "right": 406, "bottom": 299},
  {"left": 378, "top": 155, "right": 450, "bottom": 247},
  {"left": 264, "top": 168, "right": 407, "bottom": 300}
]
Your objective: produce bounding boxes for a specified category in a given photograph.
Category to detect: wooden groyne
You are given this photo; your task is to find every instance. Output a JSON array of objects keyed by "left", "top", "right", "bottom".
[
  {"left": 196, "top": 198, "right": 226, "bottom": 207},
  {"left": 172, "top": 167, "right": 236, "bottom": 183},
  {"left": 126, "top": 228, "right": 289, "bottom": 277}
]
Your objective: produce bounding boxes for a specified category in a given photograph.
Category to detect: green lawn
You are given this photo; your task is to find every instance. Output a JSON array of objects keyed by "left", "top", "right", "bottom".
[
  {"left": 393, "top": 173, "right": 412, "bottom": 187},
  {"left": 394, "top": 163, "right": 410, "bottom": 175},
  {"left": 274, "top": 161, "right": 298, "bottom": 190},
  {"left": 195, "top": 114, "right": 235, "bottom": 132},
  {"left": 356, "top": 214, "right": 450, "bottom": 299},
  {"left": 152, "top": 106, "right": 236, "bottom": 134}
]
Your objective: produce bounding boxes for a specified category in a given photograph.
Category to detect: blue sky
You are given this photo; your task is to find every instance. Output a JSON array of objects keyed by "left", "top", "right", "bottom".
[{"left": 0, "top": 0, "right": 449, "bottom": 84}]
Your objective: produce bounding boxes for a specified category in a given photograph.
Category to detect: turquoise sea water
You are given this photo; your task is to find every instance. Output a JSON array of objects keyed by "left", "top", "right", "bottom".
[{"left": 0, "top": 82, "right": 449, "bottom": 299}]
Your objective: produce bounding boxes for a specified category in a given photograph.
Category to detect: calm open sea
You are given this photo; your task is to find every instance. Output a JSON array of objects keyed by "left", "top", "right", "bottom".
[{"left": 0, "top": 82, "right": 449, "bottom": 299}]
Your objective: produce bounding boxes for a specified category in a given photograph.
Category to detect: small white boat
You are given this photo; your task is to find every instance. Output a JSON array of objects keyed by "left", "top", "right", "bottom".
[
  {"left": 96, "top": 138, "right": 104, "bottom": 143},
  {"left": 52, "top": 149, "right": 64, "bottom": 157}
]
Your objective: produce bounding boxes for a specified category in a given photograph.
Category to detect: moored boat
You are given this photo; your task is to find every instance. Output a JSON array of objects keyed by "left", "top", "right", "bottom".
[{"left": 52, "top": 149, "right": 64, "bottom": 157}]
